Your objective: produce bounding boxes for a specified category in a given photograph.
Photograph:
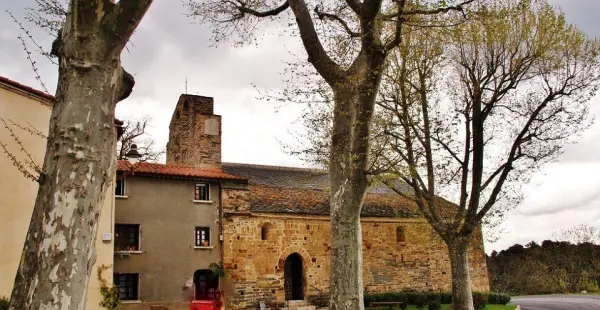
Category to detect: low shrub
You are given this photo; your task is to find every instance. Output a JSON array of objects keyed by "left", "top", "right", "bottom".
[
  {"left": 487, "top": 292, "right": 511, "bottom": 305},
  {"left": 439, "top": 292, "right": 452, "bottom": 304},
  {"left": 412, "top": 293, "right": 428, "bottom": 309},
  {"left": 364, "top": 291, "right": 508, "bottom": 308},
  {"left": 427, "top": 299, "right": 442, "bottom": 310},
  {"left": 472, "top": 292, "right": 488, "bottom": 310},
  {"left": 426, "top": 292, "right": 442, "bottom": 310},
  {"left": 0, "top": 296, "right": 9, "bottom": 310}
]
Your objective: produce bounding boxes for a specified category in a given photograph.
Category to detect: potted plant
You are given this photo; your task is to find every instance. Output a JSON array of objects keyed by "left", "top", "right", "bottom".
[
  {"left": 203, "top": 240, "right": 209, "bottom": 247},
  {"left": 213, "top": 290, "right": 224, "bottom": 309}
]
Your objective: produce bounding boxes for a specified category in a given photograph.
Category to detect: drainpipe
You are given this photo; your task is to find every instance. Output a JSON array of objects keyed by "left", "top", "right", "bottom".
[{"left": 218, "top": 182, "right": 224, "bottom": 265}]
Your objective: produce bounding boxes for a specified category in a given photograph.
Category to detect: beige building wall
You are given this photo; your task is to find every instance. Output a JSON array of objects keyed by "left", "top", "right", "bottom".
[
  {"left": 115, "top": 175, "right": 221, "bottom": 308},
  {"left": 0, "top": 81, "right": 114, "bottom": 309}
]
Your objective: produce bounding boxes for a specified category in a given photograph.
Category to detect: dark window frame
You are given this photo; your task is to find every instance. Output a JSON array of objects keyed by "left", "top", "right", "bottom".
[
  {"left": 115, "top": 224, "right": 140, "bottom": 252},
  {"left": 194, "top": 182, "right": 210, "bottom": 201},
  {"left": 195, "top": 227, "right": 211, "bottom": 247},
  {"left": 114, "top": 273, "right": 139, "bottom": 301},
  {"left": 115, "top": 178, "right": 125, "bottom": 196}
]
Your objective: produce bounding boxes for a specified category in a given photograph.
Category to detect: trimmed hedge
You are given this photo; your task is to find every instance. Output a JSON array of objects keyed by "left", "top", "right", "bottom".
[
  {"left": 473, "top": 292, "right": 488, "bottom": 310},
  {"left": 364, "top": 292, "right": 511, "bottom": 308}
]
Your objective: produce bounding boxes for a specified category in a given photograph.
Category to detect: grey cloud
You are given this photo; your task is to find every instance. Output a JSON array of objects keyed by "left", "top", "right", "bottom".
[
  {"left": 548, "top": 0, "right": 600, "bottom": 38},
  {"left": 518, "top": 189, "right": 600, "bottom": 216},
  {"left": 3, "top": 0, "right": 600, "bottom": 254},
  {"left": 0, "top": 1, "right": 59, "bottom": 93}
]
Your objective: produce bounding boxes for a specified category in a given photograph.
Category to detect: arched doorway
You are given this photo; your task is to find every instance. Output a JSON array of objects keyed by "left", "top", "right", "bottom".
[
  {"left": 284, "top": 253, "right": 304, "bottom": 300},
  {"left": 193, "top": 269, "right": 218, "bottom": 300}
]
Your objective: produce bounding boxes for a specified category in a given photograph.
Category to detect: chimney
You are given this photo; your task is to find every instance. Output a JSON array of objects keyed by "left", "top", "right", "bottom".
[{"left": 166, "top": 94, "right": 222, "bottom": 168}]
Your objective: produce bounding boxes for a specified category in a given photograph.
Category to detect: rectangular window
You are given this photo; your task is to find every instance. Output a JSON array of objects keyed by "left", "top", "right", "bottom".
[
  {"left": 114, "top": 273, "right": 139, "bottom": 300},
  {"left": 194, "top": 183, "right": 210, "bottom": 201},
  {"left": 195, "top": 227, "right": 210, "bottom": 247},
  {"left": 115, "top": 224, "right": 140, "bottom": 252},
  {"left": 115, "top": 178, "right": 125, "bottom": 196}
]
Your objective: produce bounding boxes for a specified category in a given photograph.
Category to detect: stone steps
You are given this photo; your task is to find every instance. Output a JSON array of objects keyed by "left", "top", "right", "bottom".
[
  {"left": 280, "top": 306, "right": 316, "bottom": 310},
  {"left": 280, "top": 300, "right": 317, "bottom": 310}
]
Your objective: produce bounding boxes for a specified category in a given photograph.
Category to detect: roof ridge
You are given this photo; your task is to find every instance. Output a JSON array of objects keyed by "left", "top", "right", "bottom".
[
  {"left": 0, "top": 75, "right": 55, "bottom": 103},
  {"left": 117, "top": 160, "right": 223, "bottom": 171},
  {"left": 222, "top": 162, "right": 326, "bottom": 174}
]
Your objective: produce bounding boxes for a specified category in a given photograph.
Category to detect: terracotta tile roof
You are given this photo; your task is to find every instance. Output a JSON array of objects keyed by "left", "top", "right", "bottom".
[
  {"left": 117, "top": 160, "right": 247, "bottom": 181},
  {"left": 248, "top": 185, "right": 419, "bottom": 218},
  {"left": 223, "top": 163, "right": 458, "bottom": 218},
  {"left": 0, "top": 75, "right": 55, "bottom": 103}
]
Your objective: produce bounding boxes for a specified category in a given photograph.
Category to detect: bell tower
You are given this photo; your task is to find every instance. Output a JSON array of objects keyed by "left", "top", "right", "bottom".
[{"left": 166, "top": 94, "right": 221, "bottom": 168}]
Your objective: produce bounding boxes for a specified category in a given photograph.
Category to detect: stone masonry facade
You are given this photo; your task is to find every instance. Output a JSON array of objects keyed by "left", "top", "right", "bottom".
[
  {"left": 220, "top": 185, "right": 490, "bottom": 309},
  {"left": 166, "top": 94, "right": 222, "bottom": 168}
]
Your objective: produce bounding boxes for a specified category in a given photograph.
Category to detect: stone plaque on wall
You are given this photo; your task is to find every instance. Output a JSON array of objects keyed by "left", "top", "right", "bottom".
[{"left": 205, "top": 118, "right": 219, "bottom": 136}]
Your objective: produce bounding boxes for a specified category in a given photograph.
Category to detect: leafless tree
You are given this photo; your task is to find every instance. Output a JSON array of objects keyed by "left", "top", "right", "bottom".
[
  {"left": 0, "top": 118, "right": 44, "bottom": 182},
  {"left": 291, "top": 1, "right": 600, "bottom": 309},
  {"left": 8, "top": 0, "right": 153, "bottom": 309},
  {"left": 117, "top": 116, "right": 165, "bottom": 163},
  {"left": 186, "top": 1, "right": 475, "bottom": 308},
  {"left": 554, "top": 224, "right": 600, "bottom": 245},
  {"left": 374, "top": 1, "right": 600, "bottom": 309}
]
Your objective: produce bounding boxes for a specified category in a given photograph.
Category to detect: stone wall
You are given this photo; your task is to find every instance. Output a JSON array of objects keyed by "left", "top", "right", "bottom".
[
  {"left": 222, "top": 213, "right": 489, "bottom": 308},
  {"left": 222, "top": 184, "right": 251, "bottom": 213},
  {"left": 166, "top": 94, "right": 221, "bottom": 168}
]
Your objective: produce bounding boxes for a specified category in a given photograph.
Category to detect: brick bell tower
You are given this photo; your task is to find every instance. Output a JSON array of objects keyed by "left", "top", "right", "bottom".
[{"left": 166, "top": 94, "right": 221, "bottom": 168}]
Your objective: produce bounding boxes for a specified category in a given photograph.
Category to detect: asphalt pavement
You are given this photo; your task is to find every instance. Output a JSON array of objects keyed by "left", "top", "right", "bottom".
[{"left": 512, "top": 295, "right": 600, "bottom": 310}]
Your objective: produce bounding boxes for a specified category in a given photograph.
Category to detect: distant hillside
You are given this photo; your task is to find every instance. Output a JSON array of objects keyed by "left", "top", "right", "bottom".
[{"left": 487, "top": 240, "right": 600, "bottom": 295}]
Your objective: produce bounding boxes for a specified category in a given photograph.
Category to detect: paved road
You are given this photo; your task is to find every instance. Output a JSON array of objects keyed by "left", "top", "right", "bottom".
[{"left": 512, "top": 295, "right": 600, "bottom": 310}]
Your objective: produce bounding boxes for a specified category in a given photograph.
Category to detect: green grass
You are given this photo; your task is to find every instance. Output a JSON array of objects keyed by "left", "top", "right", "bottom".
[
  {"left": 367, "top": 304, "right": 517, "bottom": 310},
  {"left": 485, "top": 305, "right": 517, "bottom": 310}
]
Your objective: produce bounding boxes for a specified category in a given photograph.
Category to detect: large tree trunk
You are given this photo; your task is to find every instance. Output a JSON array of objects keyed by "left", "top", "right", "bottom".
[
  {"left": 448, "top": 238, "right": 475, "bottom": 310},
  {"left": 328, "top": 79, "right": 377, "bottom": 310},
  {"left": 10, "top": 52, "right": 123, "bottom": 310},
  {"left": 9, "top": 1, "right": 151, "bottom": 307},
  {"left": 329, "top": 183, "right": 366, "bottom": 310}
]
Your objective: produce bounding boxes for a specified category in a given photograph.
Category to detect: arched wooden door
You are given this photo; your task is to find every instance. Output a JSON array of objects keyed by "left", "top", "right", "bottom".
[{"left": 284, "top": 253, "right": 304, "bottom": 300}]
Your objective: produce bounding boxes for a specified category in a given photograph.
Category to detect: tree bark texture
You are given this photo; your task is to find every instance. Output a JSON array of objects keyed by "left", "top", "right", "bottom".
[
  {"left": 329, "top": 152, "right": 367, "bottom": 310},
  {"left": 328, "top": 65, "right": 384, "bottom": 310},
  {"left": 9, "top": 1, "right": 152, "bottom": 309},
  {"left": 448, "top": 239, "right": 474, "bottom": 310}
]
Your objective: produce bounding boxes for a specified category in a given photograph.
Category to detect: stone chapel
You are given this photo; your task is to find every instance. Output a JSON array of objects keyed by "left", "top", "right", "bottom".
[{"left": 113, "top": 94, "right": 489, "bottom": 309}]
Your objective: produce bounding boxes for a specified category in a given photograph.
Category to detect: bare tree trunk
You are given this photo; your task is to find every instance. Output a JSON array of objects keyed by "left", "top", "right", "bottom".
[
  {"left": 9, "top": 1, "right": 152, "bottom": 308},
  {"left": 10, "top": 55, "right": 123, "bottom": 310},
  {"left": 448, "top": 238, "right": 475, "bottom": 310},
  {"left": 328, "top": 80, "right": 376, "bottom": 310},
  {"left": 329, "top": 187, "right": 365, "bottom": 310}
]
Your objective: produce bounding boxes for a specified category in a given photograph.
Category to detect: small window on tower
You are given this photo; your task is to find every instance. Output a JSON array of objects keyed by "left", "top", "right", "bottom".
[
  {"left": 396, "top": 226, "right": 406, "bottom": 244},
  {"left": 261, "top": 223, "right": 273, "bottom": 241},
  {"left": 194, "top": 182, "right": 210, "bottom": 201}
]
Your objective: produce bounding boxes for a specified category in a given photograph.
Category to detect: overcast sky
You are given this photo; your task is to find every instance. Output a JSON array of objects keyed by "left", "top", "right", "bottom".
[{"left": 1, "top": 0, "right": 599, "bottom": 253}]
